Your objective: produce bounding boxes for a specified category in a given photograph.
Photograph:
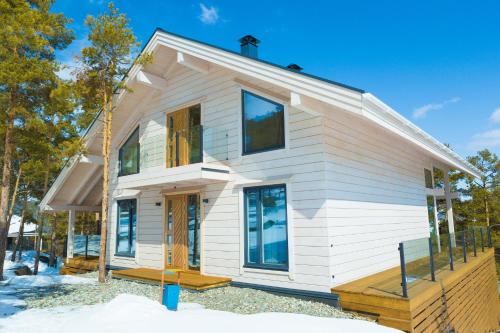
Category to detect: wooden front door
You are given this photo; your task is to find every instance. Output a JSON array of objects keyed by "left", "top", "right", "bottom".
[{"left": 164, "top": 194, "right": 201, "bottom": 271}]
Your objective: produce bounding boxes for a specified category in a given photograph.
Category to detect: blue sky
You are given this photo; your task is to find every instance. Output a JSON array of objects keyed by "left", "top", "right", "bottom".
[{"left": 52, "top": 0, "right": 500, "bottom": 157}]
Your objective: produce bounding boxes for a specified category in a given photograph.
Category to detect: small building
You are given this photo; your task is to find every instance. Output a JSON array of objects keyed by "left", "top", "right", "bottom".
[{"left": 7, "top": 215, "right": 37, "bottom": 251}]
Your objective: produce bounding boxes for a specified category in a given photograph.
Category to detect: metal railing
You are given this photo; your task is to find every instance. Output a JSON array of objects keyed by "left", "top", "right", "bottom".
[
  {"left": 398, "top": 226, "right": 491, "bottom": 298},
  {"left": 74, "top": 235, "right": 100, "bottom": 259}
]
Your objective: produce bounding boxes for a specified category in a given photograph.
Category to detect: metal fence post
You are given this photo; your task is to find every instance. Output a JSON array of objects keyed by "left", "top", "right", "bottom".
[
  {"left": 480, "top": 227, "right": 485, "bottom": 252},
  {"left": 428, "top": 237, "right": 436, "bottom": 282},
  {"left": 472, "top": 229, "right": 477, "bottom": 257},
  {"left": 448, "top": 235, "right": 454, "bottom": 271},
  {"left": 487, "top": 226, "right": 492, "bottom": 248},
  {"left": 462, "top": 232, "right": 467, "bottom": 263},
  {"left": 199, "top": 125, "right": 204, "bottom": 163},
  {"left": 85, "top": 235, "right": 89, "bottom": 260},
  {"left": 399, "top": 242, "right": 408, "bottom": 298}
]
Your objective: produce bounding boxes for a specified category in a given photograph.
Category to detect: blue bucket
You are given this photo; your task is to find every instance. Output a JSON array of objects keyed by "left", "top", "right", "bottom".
[{"left": 162, "top": 284, "right": 180, "bottom": 311}]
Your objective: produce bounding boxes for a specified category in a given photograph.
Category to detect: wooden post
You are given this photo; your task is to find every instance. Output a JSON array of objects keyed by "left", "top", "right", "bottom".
[
  {"left": 443, "top": 169, "right": 455, "bottom": 235},
  {"left": 67, "top": 209, "right": 76, "bottom": 259}
]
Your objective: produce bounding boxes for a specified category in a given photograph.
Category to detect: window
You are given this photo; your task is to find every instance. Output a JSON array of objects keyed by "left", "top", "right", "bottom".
[
  {"left": 244, "top": 184, "right": 288, "bottom": 270},
  {"left": 116, "top": 199, "right": 137, "bottom": 256},
  {"left": 424, "top": 168, "right": 433, "bottom": 189},
  {"left": 242, "top": 91, "right": 285, "bottom": 155},
  {"left": 119, "top": 128, "right": 140, "bottom": 176}
]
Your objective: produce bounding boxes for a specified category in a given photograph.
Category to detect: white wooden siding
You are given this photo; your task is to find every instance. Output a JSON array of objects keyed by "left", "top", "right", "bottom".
[
  {"left": 323, "top": 109, "right": 433, "bottom": 286},
  {"left": 105, "top": 63, "right": 438, "bottom": 293}
]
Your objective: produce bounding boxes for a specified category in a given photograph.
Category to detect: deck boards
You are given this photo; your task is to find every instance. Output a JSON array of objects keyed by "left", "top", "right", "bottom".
[
  {"left": 111, "top": 268, "right": 231, "bottom": 291},
  {"left": 60, "top": 256, "right": 99, "bottom": 275},
  {"left": 332, "top": 249, "right": 500, "bottom": 332}
]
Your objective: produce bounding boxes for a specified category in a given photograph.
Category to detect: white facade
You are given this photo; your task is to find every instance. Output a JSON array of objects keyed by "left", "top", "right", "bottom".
[{"left": 40, "top": 29, "right": 480, "bottom": 293}]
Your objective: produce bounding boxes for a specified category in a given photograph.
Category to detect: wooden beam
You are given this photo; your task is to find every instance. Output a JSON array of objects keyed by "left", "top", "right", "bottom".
[
  {"left": 290, "top": 92, "right": 321, "bottom": 116},
  {"left": 44, "top": 205, "right": 101, "bottom": 212},
  {"left": 177, "top": 52, "right": 210, "bottom": 74},
  {"left": 135, "top": 70, "right": 168, "bottom": 91},
  {"left": 67, "top": 164, "right": 100, "bottom": 205},
  {"left": 76, "top": 167, "right": 103, "bottom": 206},
  {"left": 79, "top": 154, "right": 104, "bottom": 165}
]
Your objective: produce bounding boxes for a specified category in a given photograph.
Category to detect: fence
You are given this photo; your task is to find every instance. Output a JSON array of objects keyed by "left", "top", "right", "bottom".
[
  {"left": 398, "top": 226, "right": 491, "bottom": 297},
  {"left": 73, "top": 235, "right": 100, "bottom": 259}
]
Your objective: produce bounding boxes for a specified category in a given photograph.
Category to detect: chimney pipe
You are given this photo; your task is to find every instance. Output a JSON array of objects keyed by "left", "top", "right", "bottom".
[
  {"left": 239, "top": 35, "right": 260, "bottom": 59},
  {"left": 286, "top": 64, "right": 303, "bottom": 72}
]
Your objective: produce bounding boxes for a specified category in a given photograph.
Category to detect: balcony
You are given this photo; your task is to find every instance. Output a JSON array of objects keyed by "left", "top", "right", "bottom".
[{"left": 115, "top": 125, "right": 230, "bottom": 190}]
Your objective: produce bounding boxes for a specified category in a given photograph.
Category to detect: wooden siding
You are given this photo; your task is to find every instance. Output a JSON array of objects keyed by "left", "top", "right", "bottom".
[
  {"left": 323, "top": 108, "right": 435, "bottom": 286},
  {"left": 106, "top": 65, "right": 332, "bottom": 292}
]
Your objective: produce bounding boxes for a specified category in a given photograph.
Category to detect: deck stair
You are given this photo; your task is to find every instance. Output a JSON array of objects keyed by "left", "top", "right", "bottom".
[{"left": 60, "top": 256, "right": 99, "bottom": 275}]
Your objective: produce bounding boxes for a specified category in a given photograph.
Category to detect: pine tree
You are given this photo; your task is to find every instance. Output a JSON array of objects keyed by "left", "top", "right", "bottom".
[
  {"left": 77, "top": 2, "right": 143, "bottom": 282},
  {"left": 0, "top": 0, "right": 74, "bottom": 280}
]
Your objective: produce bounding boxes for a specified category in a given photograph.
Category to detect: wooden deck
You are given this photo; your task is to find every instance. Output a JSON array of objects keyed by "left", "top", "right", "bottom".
[
  {"left": 111, "top": 268, "right": 231, "bottom": 291},
  {"left": 332, "top": 249, "right": 500, "bottom": 332},
  {"left": 60, "top": 256, "right": 99, "bottom": 275}
]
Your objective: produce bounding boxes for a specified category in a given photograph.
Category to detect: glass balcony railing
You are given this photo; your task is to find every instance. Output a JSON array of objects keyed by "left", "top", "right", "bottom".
[
  {"left": 140, "top": 126, "right": 228, "bottom": 169},
  {"left": 74, "top": 235, "right": 100, "bottom": 258},
  {"left": 398, "top": 226, "right": 490, "bottom": 297}
]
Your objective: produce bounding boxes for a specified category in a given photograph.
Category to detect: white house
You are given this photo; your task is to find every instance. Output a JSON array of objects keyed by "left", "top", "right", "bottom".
[{"left": 39, "top": 29, "right": 480, "bottom": 293}]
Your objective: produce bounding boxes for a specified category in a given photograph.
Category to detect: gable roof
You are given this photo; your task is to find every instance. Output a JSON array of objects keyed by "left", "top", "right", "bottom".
[
  {"left": 40, "top": 28, "right": 482, "bottom": 211},
  {"left": 155, "top": 28, "right": 365, "bottom": 94}
]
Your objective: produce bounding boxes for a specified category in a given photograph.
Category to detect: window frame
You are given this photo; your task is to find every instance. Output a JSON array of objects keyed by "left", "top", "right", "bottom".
[
  {"left": 241, "top": 90, "right": 286, "bottom": 156},
  {"left": 243, "top": 184, "right": 289, "bottom": 271},
  {"left": 118, "top": 127, "right": 140, "bottom": 177},
  {"left": 424, "top": 168, "right": 433, "bottom": 189},
  {"left": 115, "top": 198, "right": 137, "bottom": 257}
]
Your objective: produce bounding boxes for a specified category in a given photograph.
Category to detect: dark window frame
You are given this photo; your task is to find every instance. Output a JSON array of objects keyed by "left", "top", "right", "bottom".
[
  {"left": 243, "top": 184, "right": 289, "bottom": 271},
  {"left": 424, "top": 168, "right": 433, "bottom": 189},
  {"left": 241, "top": 90, "right": 285, "bottom": 156},
  {"left": 115, "top": 198, "right": 137, "bottom": 257},
  {"left": 118, "top": 127, "right": 140, "bottom": 177}
]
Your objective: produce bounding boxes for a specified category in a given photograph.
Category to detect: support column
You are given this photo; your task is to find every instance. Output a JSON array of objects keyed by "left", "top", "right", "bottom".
[
  {"left": 433, "top": 196, "right": 441, "bottom": 252},
  {"left": 443, "top": 169, "right": 455, "bottom": 234},
  {"left": 67, "top": 209, "right": 76, "bottom": 259}
]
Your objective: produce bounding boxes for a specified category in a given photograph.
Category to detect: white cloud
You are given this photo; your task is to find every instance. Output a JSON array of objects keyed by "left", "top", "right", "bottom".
[
  {"left": 490, "top": 108, "right": 500, "bottom": 123},
  {"left": 413, "top": 97, "right": 461, "bottom": 119},
  {"left": 199, "top": 3, "right": 219, "bottom": 25},
  {"left": 468, "top": 129, "right": 500, "bottom": 151},
  {"left": 56, "top": 37, "right": 90, "bottom": 80}
]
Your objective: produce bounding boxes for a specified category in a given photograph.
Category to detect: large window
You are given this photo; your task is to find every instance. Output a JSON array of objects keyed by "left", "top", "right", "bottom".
[
  {"left": 119, "top": 127, "right": 140, "bottom": 176},
  {"left": 244, "top": 184, "right": 288, "bottom": 270},
  {"left": 242, "top": 90, "right": 285, "bottom": 155},
  {"left": 116, "top": 199, "right": 137, "bottom": 256}
]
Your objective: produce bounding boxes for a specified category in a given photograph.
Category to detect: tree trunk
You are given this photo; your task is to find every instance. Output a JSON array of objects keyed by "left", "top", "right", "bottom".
[
  {"left": 485, "top": 197, "right": 490, "bottom": 227},
  {"left": 7, "top": 167, "right": 22, "bottom": 227},
  {"left": 49, "top": 214, "right": 57, "bottom": 267},
  {"left": 34, "top": 163, "right": 49, "bottom": 275},
  {"left": 0, "top": 110, "right": 15, "bottom": 281},
  {"left": 98, "top": 92, "right": 113, "bottom": 283},
  {"left": 11, "top": 193, "right": 28, "bottom": 262}
]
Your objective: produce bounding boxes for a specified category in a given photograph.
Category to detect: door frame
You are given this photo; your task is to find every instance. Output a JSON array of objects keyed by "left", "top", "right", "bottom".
[{"left": 162, "top": 189, "right": 204, "bottom": 274}]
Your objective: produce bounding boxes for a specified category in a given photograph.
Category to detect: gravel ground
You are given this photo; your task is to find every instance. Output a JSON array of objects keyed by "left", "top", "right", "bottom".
[{"left": 19, "top": 272, "right": 363, "bottom": 320}]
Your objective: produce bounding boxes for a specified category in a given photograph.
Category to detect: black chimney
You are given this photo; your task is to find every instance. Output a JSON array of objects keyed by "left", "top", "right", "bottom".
[
  {"left": 239, "top": 35, "right": 260, "bottom": 59},
  {"left": 287, "top": 64, "right": 303, "bottom": 72}
]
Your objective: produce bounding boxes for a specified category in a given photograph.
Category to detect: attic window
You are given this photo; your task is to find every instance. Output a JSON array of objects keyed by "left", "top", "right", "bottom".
[{"left": 242, "top": 90, "right": 285, "bottom": 155}]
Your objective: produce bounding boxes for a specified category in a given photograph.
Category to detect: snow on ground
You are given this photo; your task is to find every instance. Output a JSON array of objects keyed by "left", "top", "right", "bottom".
[
  {"left": 0, "top": 294, "right": 402, "bottom": 333},
  {"left": 1, "top": 251, "right": 95, "bottom": 318}
]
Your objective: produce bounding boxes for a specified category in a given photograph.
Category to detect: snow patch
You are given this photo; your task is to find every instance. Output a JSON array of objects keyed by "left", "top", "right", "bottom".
[{"left": 0, "top": 294, "right": 402, "bottom": 333}]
